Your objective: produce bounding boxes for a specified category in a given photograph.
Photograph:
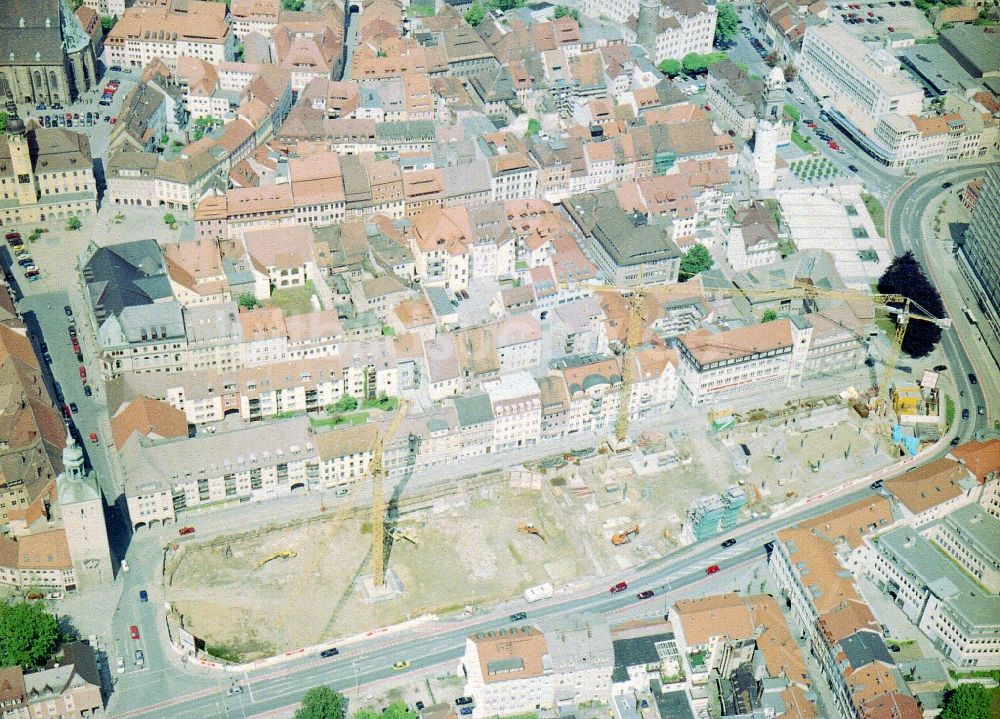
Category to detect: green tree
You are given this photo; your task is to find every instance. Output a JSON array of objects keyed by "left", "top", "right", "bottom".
[
  {"left": 0, "top": 112, "right": 7, "bottom": 134},
  {"left": 492, "top": 0, "right": 525, "bottom": 10},
  {"left": 163, "top": 212, "right": 177, "bottom": 226},
  {"left": 66, "top": 216, "right": 82, "bottom": 231},
  {"left": 355, "top": 702, "right": 416, "bottom": 719},
  {"left": 679, "top": 243, "right": 713, "bottom": 281},
  {"left": 282, "top": 0, "right": 305, "bottom": 10},
  {"left": 553, "top": 5, "right": 580, "bottom": 23},
  {"left": 783, "top": 64, "right": 797, "bottom": 82},
  {"left": 465, "top": 3, "right": 486, "bottom": 26},
  {"left": 714, "top": 3, "right": 739, "bottom": 45},
  {"left": 100, "top": 15, "right": 116, "bottom": 32},
  {"left": 876, "top": 251, "right": 945, "bottom": 358},
  {"left": 236, "top": 293, "right": 259, "bottom": 310},
  {"left": 335, "top": 395, "right": 358, "bottom": 412},
  {"left": 682, "top": 51, "right": 726, "bottom": 74},
  {"left": 940, "top": 685, "right": 990, "bottom": 719},
  {"left": 295, "top": 686, "right": 347, "bottom": 719},
  {"left": 761, "top": 309, "right": 778, "bottom": 323},
  {"left": 658, "top": 58, "right": 682, "bottom": 77},
  {"left": 0, "top": 602, "right": 62, "bottom": 670}
]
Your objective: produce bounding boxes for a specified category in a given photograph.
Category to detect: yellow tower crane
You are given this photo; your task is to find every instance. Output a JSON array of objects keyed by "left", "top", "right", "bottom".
[
  {"left": 370, "top": 399, "right": 410, "bottom": 588},
  {"left": 559, "top": 282, "right": 653, "bottom": 451},
  {"left": 702, "top": 281, "right": 951, "bottom": 408}
]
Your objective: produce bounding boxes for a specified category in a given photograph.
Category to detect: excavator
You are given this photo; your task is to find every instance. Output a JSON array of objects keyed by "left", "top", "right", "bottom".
[
  {"left": 517, "top": 523, "right": 547, "bottom": 543},
  {"left": 611, "top": 524, "right": 640, "bottom": 545},
  {"left": 257, "top": 550, "right": 296, "bottom": 569}
]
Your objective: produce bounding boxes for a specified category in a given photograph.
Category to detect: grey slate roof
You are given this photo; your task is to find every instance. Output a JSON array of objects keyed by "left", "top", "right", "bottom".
[
  {"left": 611, "top": 633, "right": 674, "bottom": 683},
  {"left": 83, "top": 240, "right": 172, "bottom": 322},
  {"left": 453, "top": 393, "right": 494, "bottom": 427},
  {"left": 838, "top": 630, "right": 893, "bottom": 670}
]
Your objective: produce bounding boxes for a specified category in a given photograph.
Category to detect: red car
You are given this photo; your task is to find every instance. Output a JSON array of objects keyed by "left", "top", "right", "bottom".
[
  {"left": 828, "top": 141, "right": 840, "bottom": 151},
  {"left": 130, "top": 625, "right": 140, "bottom": 640},
  {"left": 178, "top": 526, "right": 195, "bottom": 536},
  {"left": 61, "top": 404, "right": 71, "bottom": 419},
  {"left": 610, "top": 581, "right": 628, "bottom": 594},
  {"left": 78, "top": 365, "right": 87, "bottom": 381},
  {"left": 89, "top": 432, "right": 98, "bottom": 443},
  {"left": 706, "top": 565, "right": 721, "bottom": 575},
  {"left": 71, "top": 338, "right": 80, "bottom": 352}
]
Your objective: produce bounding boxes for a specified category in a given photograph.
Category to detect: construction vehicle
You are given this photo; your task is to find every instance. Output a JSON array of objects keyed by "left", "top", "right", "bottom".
[
  {"left": 257, "top": 550, "right": 296, "bottom": 569},
  {"left": 370, "top": 400, "right": 411, "bottom": 588},
  {"left": 611, "top": 523, "right": 640, "bottom": 545},
  {"left": 389, "top": 527, "right": 418, "bottom": 546},
  {"left": 517, "top": 523, "right": 547, "bottom": 543}
]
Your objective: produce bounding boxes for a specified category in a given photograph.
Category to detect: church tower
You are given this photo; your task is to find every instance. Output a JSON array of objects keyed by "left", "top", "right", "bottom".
[
  {"left": 752, "top": 67, "right": 787, "bottom": 191},
  {"left": 57, "top": 431, "right": 113, "bottom": 589},
  {"left": 637, "top": 0, "right": 659, "bottom": 60},
  {"left": 4, "top": 95, "right": 38, "bottom": 208}
]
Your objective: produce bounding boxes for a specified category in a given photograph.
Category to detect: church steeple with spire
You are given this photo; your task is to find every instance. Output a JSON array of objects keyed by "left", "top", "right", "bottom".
[{"left": 56, "top": 429, "right": 112, "bottom": 588}]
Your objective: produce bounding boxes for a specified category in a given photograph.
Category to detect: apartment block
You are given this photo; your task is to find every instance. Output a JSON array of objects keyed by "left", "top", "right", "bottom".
[
  {"left": 797, "top": 25, "right": 923, "bottom": 134},
  {"left": 923, "top": 504, "right": 1000, "bottom": 593},
  {"left": 677, "top": 318, "right": 811, "bottom": 406},
  {"left": 868, "top": 524, "right": 1000, "bottom": 668},
  {"left": 106, "top": 0, "right": 236, "bottom": 70},
  {"left": 883, "top": 457, "right": 978, "bottom": 526}
]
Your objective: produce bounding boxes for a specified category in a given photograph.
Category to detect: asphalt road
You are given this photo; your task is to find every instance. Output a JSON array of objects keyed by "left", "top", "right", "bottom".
[{"left": 885, "top": 163, "right": 997, "bottom": 433}]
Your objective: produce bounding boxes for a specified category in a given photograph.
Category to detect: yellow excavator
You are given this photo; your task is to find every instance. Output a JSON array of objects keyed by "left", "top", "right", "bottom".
[
  {"left": 611, "top": 524, "right": 640, "bottom": 545},
  {"left": 257, "top": 550, "right": 296, "bottom": 569},
  {"left": 517, "top": 523, "right": 547, "bottom": 543}
]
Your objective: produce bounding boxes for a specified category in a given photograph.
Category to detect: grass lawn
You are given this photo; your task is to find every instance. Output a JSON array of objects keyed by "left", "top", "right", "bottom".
[
  {"left": 791, "top": 128, "right": 816, "bottom": 153},
  {"left": 945, "top": 396, "right": 955, "bottom": 426},
  {"left": 268, "top": 280, "right": 316, "bottom": 317},
  {"left": 862, "top": 193, "right": 885, "bottom": 236},
  {"left": 310, "top": 411, "right": 369, "bottom": 429},
  {"left": 405, "top": 1, "right": 435, "bottom": 17},
  {"left": 526, "top": 118, "right": 541, "bottom": 136},
  {"left": 362, "top": 396, "right": 399, "bottom": 412}
]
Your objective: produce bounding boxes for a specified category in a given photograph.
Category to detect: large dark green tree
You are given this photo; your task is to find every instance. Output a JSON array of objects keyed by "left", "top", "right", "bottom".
[
  {"left": 0, "top": 602, "right": 62, "bottom": 670},
  {"left": 679, "top": 243, "right": 714, "bottom": 281},
  {"left": 715, "top": 3, "right": 739, "bottom": 45},
  {"left": 295, "top": 687, "right": 347, "bottom": 719},
  {"left": 940, "top": 685, "right": 990, "bottom": 719},
  {"left": 876, "top": 251, "right": 945, "bottom": 358}
]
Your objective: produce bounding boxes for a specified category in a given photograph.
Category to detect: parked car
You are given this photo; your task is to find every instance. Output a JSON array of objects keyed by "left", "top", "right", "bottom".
[
  {"left": 455, "top": 697, "right": 474, "bottom": 706},
  {"left": 89, "top": 432, "right": 99, "bottom": 443},
  {"left": 460, "top": 709, "right": 473, "bottom": 716},
  {"left": 83, "top": 385, "right": 92, "bottom": 397},
  {"left": 509, "top": 611, "right": 528, "bottom": 622},
  {"left": 116, "top": 657, "right": 125, "bottom": 674},
  {"left": 69, "top": 402, "right": 79, "bottom": 414},
  {"left": 320, "top": 647, "right": 340, "bottom": 658},
  {"left": 139, "top": 590, "right": 148, "bottom": 602},
  {"left": 121, "top": 559, "right": 129, "bottom": 573},
  {"left": 130, "top": 625, "right": 140, "bottom": 640},
  {"left": 62, "top": 404, "right": 72, "bottom": 419},
  {"left": 721, "top": 538, "right": 737, "bottom": 548},
  {"left": 392, "top": 660, "right": 411, "bottom": 670},
  {"left": 79, "top": 365, "right": 87, "bottom": 381},
  {"left": 610, "top": 581, "right": 628, "bottom": 593},
  {"left": 178, "top": 526, "right": 196, "bottom": 536},
  {"left": 636, "top": 590, "right": 655, "bottom": 600},
  {"left": 134, "top": 649, "right": 144, "bottom": 667},
  {"left": 706, "top": 564, "right": 721, "bottom": 575}
]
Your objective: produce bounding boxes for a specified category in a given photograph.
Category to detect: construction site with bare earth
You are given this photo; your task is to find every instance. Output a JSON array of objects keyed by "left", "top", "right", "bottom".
[{"left": 164, "top": 392, "right": 898, "bottom": 663}]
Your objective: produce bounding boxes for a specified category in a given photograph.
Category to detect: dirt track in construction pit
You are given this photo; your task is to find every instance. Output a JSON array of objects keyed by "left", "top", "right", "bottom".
[{"left": 167, "top": 482, "right": 597, "bottom": 660}]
